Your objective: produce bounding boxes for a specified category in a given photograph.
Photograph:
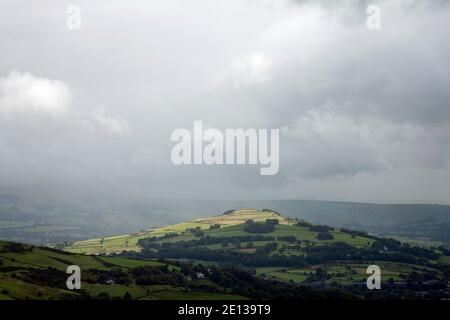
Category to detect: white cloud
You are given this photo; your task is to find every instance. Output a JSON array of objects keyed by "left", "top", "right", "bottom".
[
  {"left": 232, "top": 52, "right": 272, "bottom": 86},
  {"left": 89, "top": 109, "right": 131, "bottom": 135},
  {"left": 0, "top": 71, "right": 72, "bottom": 116},
  {"left": 0, "top": 70, "right": 130, "bottom": 136}
]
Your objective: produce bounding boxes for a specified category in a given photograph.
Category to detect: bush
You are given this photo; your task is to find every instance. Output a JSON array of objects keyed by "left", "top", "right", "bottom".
[
  {"left": 97, "top": 292, "right": 110, "bottom": 300},
  {"left": 244, "top": 222, "right": 275, "bottom": 234},
  {"left": 0, "top": 242, "right": 33, "bottom": 254},
  {"left": 123, "top": 292, "right": 132, "bottom": 300},
  {"left": 309, "top": 225, "right": 334, "bottom": 232},
  {"left": 255, "top": 242, "right": 278, "bottom": 255},
  {"left": 222, "top": 210, "right": 235, "bottom": 215},
  {"left": 277, "top": 236, "right": 297, "bottom": 243},
  {"left": 21, "top": 267, "right": 69, "bottom": 288},
  {"left": 317, "top": 232, "right": 334, "bottom": 240},
  {"left": 296, "top": 220, "right": 312, "bottom": 228},
  {"left": 262, "top": 209, "right": 282, "bottom": 215},
  {"left": 194, "top": 230, "right": 204, "bottom": 237},
  {"left": 266, "top": 219, "right": 279, "bottom": 225}
]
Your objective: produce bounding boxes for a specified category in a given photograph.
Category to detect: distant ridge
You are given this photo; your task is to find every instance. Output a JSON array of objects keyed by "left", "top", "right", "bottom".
[{"left": 1, "top": 195, "right": 450, "bottom": 246}]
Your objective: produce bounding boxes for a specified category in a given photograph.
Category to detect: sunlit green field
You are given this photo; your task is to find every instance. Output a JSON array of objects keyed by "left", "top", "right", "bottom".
[
  {"left": 0, "top": 240, "right": 247, "bottom": 300},
  {"left": 64, "top": 209, "right": 293, "bottom": 254},
  {"left": 208, "top": 223, "right": 373, "bottom": 247},
  {"left": 255, "top": 261, "right": 445, "bottom": 285},
  {"left": 0, "top": 247, "right": 109, "bottom": 270},
  {"left": 64, "top": 208, "right": 376, "bottom": 255},
  {"left": 0, "top": 277, "right": 78, "bottom": 300}
]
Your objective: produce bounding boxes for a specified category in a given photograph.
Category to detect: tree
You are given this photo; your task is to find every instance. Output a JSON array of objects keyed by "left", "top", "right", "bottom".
[
  {"left": 244, "top": 221, "right": 275, "bottom": 234},
  {"left": 123, "top": 291, "right": 132, "bottom": 300},
  {"left": 266, "top": 219, "right": 279, "bottom": 225},
  {"left": 310, "top": 267, "right": 328, "bottom": 281},
  {"left": 296, "top": 220, "right": 312, "bottom": 228},
  {"left": 97, "top": 292, "right": 110, "bottom": 300},
  {"left": 317, "top": 232, "right": 334, "bottom": 240},
  {"left": 309, "top": 225, "right": 333, "bottom": 232},
  {"left": 277, "top": 236, "right": 297, "bottom": 243}
]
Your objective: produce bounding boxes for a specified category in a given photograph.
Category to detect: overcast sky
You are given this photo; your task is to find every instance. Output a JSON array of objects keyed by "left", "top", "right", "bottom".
[{"left": 0, "top": 0, "right": 449, "bottom": 203}]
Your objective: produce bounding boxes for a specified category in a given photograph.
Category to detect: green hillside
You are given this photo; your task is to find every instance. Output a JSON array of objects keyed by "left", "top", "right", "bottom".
[
  {"left": 64, "top": 209, "right": 293, "bottom": 254},
  {"left": 2, "top": 209, "right": 450, "bottom": 300},
  {"left": 0, "top": 237, "right": 367, "bottom": 301},
  {"left": 118, "top": 209, "right": 450, "bottom": 298},
  {"left": 63, "top": 208, "right": 381, "bottom": 255},
  {"left": 0, "top": 241, "right": 247, "bottom": 300}
]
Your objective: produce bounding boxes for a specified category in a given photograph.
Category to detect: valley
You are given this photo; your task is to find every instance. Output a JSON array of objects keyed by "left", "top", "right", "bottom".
[{"left": 1, "top": 208, "right": 450, "bottom": 300}]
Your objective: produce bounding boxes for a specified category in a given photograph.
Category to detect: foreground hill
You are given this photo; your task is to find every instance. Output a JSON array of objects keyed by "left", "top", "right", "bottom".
[
  {"left": 0, "top": 241, "right": 249, "bottom": 300},
  {"left": 0, "top": 239, "right": 365, "bottom": 300}
]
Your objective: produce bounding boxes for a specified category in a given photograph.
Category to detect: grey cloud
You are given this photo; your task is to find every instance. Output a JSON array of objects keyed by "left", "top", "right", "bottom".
[{"left": 0, "top": 0, "right": 449, "bottom": 202}]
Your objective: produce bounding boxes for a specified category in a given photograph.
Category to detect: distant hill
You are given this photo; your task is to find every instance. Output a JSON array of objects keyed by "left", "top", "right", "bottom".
[
  {"left": 245, "top": 201, "right": 450, "bottom": 244},
  {"left": 1, "top": 194, "right": 450, "bottom": 246},
  {"left": 64, "top": 209, "right": 295, "bottom": 254},
  {"left": 250, "top": 200, "right": 450, "bottom": 227}
]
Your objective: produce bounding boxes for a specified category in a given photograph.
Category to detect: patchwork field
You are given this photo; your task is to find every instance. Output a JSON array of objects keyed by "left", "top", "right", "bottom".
[
  {"left": 206, "top": 223, "right": 373, "bottom": 247},
  {"left": 64, "top": 209, "right": 293, "bottom": 254},
  {"left": 256, "top": 262, "right": 445, "bottom": 285},
  {"left": 0, "top": 241, "right": 247, "bottom": 300}
]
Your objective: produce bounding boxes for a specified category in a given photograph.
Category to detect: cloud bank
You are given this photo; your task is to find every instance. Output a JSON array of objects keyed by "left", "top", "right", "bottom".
[{"left": 0, "top": 0, "right": 449, "bottom": 202}]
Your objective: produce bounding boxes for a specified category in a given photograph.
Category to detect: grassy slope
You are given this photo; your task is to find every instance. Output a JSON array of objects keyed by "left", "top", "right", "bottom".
[
  {"left": 65, "top": 208, "right": 374, "bottom": 254},
  {"left": 255, "top": 261, "right": 446, "bottom": 285},
  {"left": 65, "top": 209, "right": 293, "bottom": 254},
  {"left": 205, "top": 223, "right": 373, "bottom": 247},
  {"left": 0, "top": 241, "right": 246, "bottom": 300}
]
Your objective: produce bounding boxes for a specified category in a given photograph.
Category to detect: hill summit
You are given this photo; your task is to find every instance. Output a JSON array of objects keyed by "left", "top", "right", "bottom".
[{"left": 65, "top": 208, "right": 293, "bottom": 255}]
